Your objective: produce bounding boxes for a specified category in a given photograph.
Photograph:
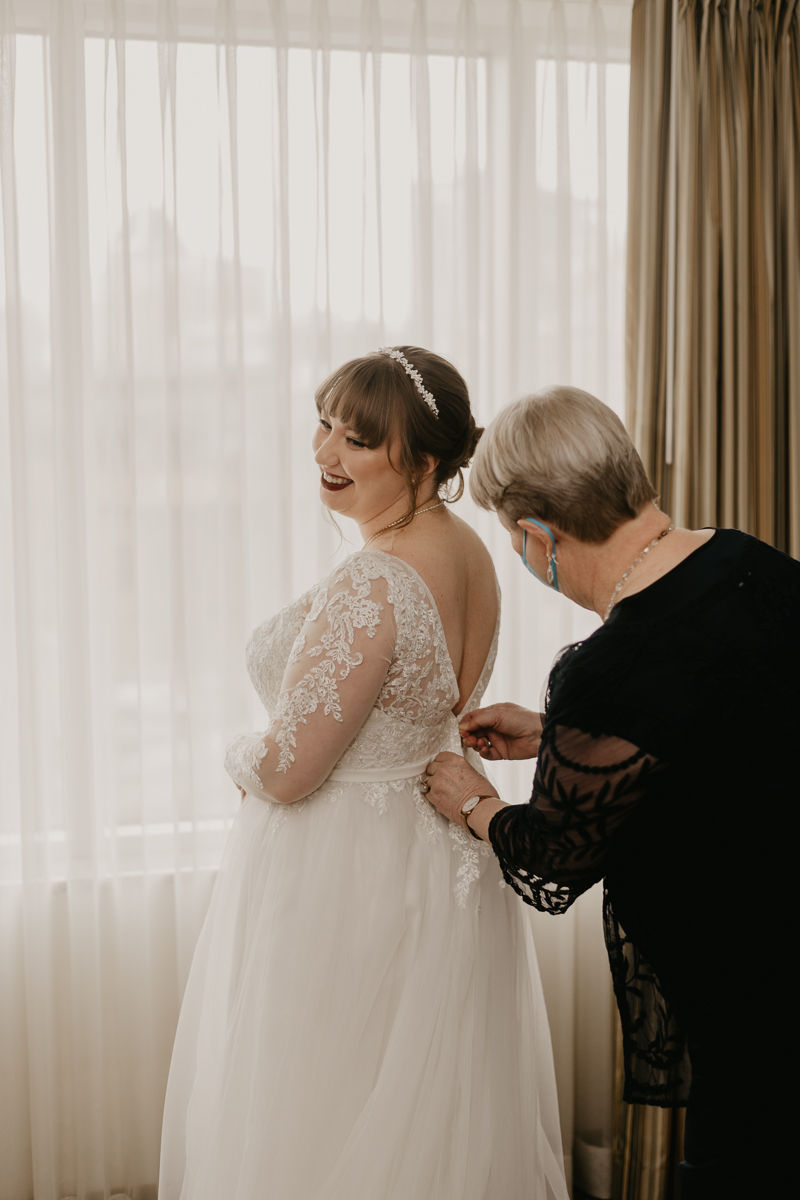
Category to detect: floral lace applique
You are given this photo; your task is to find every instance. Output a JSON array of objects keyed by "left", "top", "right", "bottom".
[
  {"left": 272, "top": 577, "right": 384, "bottom": 774},
  {"left": 287, "top": 630, "right": 308, "bottom": 667},
  {"left": 318, "top": 555, "right": 460, "bottom": 726},
  {"left": 243, "top": 552, "right": 484, "bottom": 778},
  {"left": 362, "top": 781, "right": 389, "bottom": 816},
  {"left": 233, "top": 553, "right": 502, "bottom": 883},
  {"left": 413, "top": 780, "right": 443, "bottom": 845},
  {"left": 448, "top": 823, "right": 491, "bottom": 908},
  {"left": 361, "top": 778, "right": 407, "bottom": 817},
  {"left": 224, "top": 731, "right": 269, "bottom": 793},
  {"left": 267, "top": 806, "right": 290, "bottom": 838}
]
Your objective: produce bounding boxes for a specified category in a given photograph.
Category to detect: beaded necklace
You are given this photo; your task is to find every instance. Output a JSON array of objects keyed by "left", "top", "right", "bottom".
[
  {"left": 363, "top": 500, "right": 445, "bottom": 550},
  {"left": 603, "top": 524, "right": 675, "bottom": 622}
]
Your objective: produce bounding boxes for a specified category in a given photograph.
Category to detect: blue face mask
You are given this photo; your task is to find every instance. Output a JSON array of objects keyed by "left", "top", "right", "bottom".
[{"left": 521, "top": 518, "right": 560, "bottom": 592}]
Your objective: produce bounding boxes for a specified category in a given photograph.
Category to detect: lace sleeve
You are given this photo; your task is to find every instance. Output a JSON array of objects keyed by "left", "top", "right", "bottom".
[
  {"left": 488, "top": 724, "right": 662, "bottom": 912},
  {"left": 489, "top": 724, "right": 691, "bottom": 1106},
  {"left": 224, "top": 564, "right": 395, "bottom": 804}
]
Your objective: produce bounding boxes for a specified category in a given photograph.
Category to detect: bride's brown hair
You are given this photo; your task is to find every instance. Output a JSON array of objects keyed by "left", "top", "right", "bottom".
[{"left": 315, "top": 346, "right": 482, "bottom": 530}]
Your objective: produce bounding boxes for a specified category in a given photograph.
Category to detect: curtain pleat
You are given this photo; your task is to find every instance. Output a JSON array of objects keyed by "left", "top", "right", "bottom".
[
  {"left": 0, "top": 3, "right": 633, "bottom": 1197},
  {"left": 411, "top": 0, "right": 434, "bottom": 344},
  {"left": 611, "top": 1020, "right": 684, "bottom": 1200},
  {"left": 359, "top": 0, "right": 383, "bottom": 336},
  {"left": 622, "top": 3, "right": 799, "bottom": 1194},
  {"left": 627, "top": 0, "right": 800, "bottom": 555}
]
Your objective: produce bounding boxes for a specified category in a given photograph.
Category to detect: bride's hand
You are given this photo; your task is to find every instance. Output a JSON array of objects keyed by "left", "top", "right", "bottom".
[{"left": 459, "top": 703, "right": 544, "bottom": 760}]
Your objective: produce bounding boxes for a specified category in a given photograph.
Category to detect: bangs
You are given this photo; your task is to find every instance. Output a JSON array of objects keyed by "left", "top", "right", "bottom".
[{"left": 315, "top": 357, "right": 405, "bottom": 450}]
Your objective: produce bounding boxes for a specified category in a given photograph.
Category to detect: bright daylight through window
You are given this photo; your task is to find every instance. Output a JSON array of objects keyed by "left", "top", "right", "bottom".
[
  {"left": 3, "top": 35, "right": 628, "bottom": 881},
  {"left": 0, "top": 7, "right": 633, "bottom": 1197}
]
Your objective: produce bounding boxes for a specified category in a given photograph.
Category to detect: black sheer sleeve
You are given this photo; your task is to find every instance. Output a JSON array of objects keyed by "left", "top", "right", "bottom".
[
  {"left": 488, "top": 723, "right": 661, "bottom": 913},
  {"left": 489, "top": 723, "right": 692, "bottom": 1106},
  {"left": 603, "top": 896, "right": 691, "bottom": 1105}
]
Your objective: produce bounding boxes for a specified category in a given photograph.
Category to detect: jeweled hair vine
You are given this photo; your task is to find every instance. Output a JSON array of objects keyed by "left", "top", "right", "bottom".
[{"left": 378, "top": 347, "right": 440, "bottom": 418}]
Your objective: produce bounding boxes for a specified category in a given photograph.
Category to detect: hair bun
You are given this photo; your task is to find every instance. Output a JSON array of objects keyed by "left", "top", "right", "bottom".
[
  {"left": 454, "top": 418, "right": 483, "bottom": 470},
  {"left": 466, "top": 422, "right": 484, "bottom": 463}
]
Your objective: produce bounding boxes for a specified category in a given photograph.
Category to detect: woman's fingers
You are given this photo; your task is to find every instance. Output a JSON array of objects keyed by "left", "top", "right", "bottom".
[
  {"left": 460, "top": 710, "right": 504, "bottom": 756},
  {"left": 458, "top": 706, "right": 497, "bottom": 733},
  {"left": 461, "top": 704, "right": 543, "bottom": 761},
  {"left": 466, "top": 732, "right": 491, "bottom": 754},
  {"left": 424, "top": 753, "right": 496, "bottom": 825},
  {"left": 459, "top": 703, "right": 519, "bottom": 739},
  {"left": 462, "top": 727, "right": 507, "bottom": 760}
]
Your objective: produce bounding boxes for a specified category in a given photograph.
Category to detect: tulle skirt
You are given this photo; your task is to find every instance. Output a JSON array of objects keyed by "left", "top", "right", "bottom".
[{"left": 159, "top": 777, "right": 568, "bottom": 1200}]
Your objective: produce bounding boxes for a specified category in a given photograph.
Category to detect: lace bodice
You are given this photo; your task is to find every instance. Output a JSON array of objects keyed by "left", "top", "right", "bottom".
[{"left": 225, "top": 551, "right": 500, "bottom": 804}]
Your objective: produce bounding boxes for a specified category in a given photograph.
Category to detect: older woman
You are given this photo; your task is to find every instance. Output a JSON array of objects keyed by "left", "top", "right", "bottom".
[{"left": 424, "top": 386, "right": 798, "bottom": 1200}]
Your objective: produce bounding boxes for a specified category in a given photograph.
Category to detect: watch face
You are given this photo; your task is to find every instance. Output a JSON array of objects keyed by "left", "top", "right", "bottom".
[{"left": 461, "top": 795, "right": 481, "bottom": 815}]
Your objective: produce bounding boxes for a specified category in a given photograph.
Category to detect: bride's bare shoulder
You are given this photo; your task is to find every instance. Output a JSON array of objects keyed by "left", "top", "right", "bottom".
[
  {"left": 443, "top": 511, "right": 494, "bottom": 566},
  {"left": 383, "top": 509, "right": 496, "bottom": 596},
  {"left": 440, "top": 510, "right": 496, "bottom": 576}
]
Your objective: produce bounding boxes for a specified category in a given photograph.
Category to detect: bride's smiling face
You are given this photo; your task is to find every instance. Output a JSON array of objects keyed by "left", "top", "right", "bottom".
[{"left": 312, "top": 408, "right": 407, "bottom": 524}]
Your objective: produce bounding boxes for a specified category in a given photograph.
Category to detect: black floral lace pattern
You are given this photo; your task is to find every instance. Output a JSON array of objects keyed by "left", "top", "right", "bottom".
[
  {"left": 489, "top": 724, "right": 659, "bottom": 906},
  {"left": 489, "top": 722, "right": 691, "bottom": 1106},
  {"left": 603, "top": 897, "right": 691, "bottom": 1105},
  {"left": 489, "top": 531, "right": 800, "bottom": 1113}
]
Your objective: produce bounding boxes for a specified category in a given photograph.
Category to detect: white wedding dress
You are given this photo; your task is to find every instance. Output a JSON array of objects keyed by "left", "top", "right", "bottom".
[{"left": 159, "top": 550, "right": 568, "bottom": 1200}]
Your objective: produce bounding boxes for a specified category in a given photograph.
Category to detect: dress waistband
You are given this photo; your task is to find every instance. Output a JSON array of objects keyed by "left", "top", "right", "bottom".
[{"left": 328, "top": 757, "right": 440, "bottom": 784}]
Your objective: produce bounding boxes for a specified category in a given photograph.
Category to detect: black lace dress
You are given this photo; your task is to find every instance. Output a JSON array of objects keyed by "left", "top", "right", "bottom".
[{"left": 488, "top": 529, "right": 799, "bottom": 1194}]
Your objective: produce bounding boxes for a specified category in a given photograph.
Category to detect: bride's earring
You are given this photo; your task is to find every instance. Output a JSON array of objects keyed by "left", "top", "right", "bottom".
[{"left": 546, "top": 551, "right": 556, "bottom": 587}]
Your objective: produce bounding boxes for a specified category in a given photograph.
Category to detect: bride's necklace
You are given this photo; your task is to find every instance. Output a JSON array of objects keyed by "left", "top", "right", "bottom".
[
  {"left": 603, "top": 523, "right": 676, "bottom": 622},
  {"left": 363, "top": 500, "right": 445, "bottom": 550}
]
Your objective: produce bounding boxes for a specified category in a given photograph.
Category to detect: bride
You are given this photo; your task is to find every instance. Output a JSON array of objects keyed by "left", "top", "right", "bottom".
[{"left": 159, "top": 347, "right": 568, "bottom": 1200}]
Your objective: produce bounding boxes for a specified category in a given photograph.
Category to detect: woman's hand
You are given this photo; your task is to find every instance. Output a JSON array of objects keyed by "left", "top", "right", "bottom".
[
  {"left": 424, "top": 752, "right": 501, "bottom": 832},
  {"left": 459, "top": 703, "right": 544, "bottom": 761}
]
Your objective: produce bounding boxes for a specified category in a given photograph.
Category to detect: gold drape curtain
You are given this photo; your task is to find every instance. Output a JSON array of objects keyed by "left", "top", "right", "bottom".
[
  {"left": 611, "top": 1024, "right": 684, "bottom": 1200},
  {"left": 617, "top": 3, "right": 798, "bottom": 1197},
  {"left": 626, "top": 0, "right": 800, "bottom": 555}
]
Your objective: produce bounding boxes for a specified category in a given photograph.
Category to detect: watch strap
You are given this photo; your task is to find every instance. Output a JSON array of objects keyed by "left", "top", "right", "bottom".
[{"left": 461, "top": 794, "right": 495, "bottom": 838}]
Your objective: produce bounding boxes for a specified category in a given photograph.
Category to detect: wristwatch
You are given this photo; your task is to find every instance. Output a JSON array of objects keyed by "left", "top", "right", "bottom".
[{"left": 460, "top": 794, "right": 495, "bottom": 839}]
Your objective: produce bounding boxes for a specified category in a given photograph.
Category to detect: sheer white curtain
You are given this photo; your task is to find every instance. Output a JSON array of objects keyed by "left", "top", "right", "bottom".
[{"left": 0, "top": 1, "right": 631, "bottom": 1197}]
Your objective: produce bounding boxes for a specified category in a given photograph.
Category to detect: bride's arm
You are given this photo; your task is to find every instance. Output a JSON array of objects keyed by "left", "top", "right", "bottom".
[{"left": 224, "top": 569, "right": 396, "bottom": 805}]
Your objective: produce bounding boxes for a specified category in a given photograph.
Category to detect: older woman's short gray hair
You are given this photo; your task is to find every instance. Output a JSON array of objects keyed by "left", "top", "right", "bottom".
[{"left": 470, "top": 386, "right": 658, "bottom": 543}]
